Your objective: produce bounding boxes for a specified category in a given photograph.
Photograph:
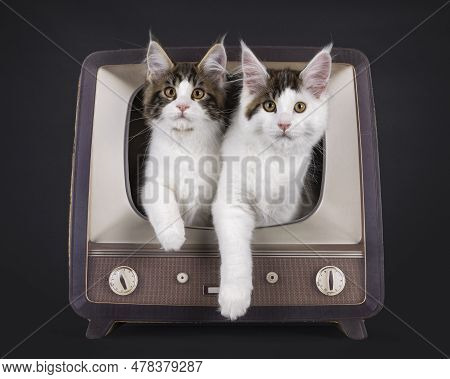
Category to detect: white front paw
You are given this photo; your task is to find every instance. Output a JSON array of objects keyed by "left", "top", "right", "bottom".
[
  {"left": 219, "top": 283, "right": 252, "bottom": 321},
  {"left": 157, "top": 224, "right": 185, "bottom": 251}
]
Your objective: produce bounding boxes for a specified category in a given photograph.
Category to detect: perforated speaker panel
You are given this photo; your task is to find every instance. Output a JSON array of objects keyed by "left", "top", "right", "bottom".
[{"left": 87, "top": 256, "right": 366, "bottom": 306}]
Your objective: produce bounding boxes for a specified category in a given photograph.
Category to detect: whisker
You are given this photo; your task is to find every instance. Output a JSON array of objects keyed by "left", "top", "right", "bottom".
[{"left": 129, "top": 126, "right": 151, "bottom": 142}]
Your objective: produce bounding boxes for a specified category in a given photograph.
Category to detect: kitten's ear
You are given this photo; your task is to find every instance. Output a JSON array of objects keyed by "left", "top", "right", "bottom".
[
  {"left": 146, "top": 39, "right": 174, "bottom": 82},
  {"left": 300, "top": 44, "right": 332, "bottom": 98},
  {"left": 241, "top": 41, "right": 268, "bottom": 95},
  {"left": 198, "top": 42, "right": 227, "bottom": 86}
]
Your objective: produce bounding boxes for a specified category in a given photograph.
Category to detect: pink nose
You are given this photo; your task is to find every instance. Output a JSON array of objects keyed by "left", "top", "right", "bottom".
[
  {"left": 278, "top": 122, "right": 291, "bottom": 132},
  {"left": 177, "top": 104, "right": 190, "bottom": 112}
]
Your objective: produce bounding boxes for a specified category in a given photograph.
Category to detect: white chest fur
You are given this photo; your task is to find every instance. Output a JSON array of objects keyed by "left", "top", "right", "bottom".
[{"left": 142, "top": 126, "right": 222, "bottom": 229}]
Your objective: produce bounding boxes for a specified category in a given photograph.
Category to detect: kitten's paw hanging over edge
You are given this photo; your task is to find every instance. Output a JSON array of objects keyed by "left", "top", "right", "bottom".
[
  {"left": 157, "top": 224, "right": 186, "bottom": 251},
  {"left": 219, "top": 283, "right": 252, "bottom": 321}
]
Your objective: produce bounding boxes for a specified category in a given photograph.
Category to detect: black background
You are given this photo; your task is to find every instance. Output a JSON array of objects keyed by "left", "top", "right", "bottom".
[{"left": 1, "top": 0, "right": 449, "bottom": 359}]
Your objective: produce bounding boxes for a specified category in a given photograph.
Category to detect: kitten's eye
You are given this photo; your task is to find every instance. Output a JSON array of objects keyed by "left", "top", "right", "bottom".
[
  {"left": 263, "top": 100, "right": 276, "bottom": 112},
  {"left": 294, "top": 101, "right": 306, "bottom": 113},
  {"left": 192, "top": 88, "right": 205, "bottom": 100},
  {"left": 163, "top": 87, "right": 176, "bottom": 99}
]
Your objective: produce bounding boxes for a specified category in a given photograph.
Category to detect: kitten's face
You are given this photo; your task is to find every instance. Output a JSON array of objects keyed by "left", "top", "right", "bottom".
[
  {"left": 241, "top": 43, "right": 332, "bottom": 149},
  {"left": 143, "top": 42, "right": 227, "bottom": 134}
]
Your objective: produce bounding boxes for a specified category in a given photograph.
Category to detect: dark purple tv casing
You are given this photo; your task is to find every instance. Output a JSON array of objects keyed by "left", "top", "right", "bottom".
[{"left": 69, "top": 47, "right": 384, "bottom": 339}]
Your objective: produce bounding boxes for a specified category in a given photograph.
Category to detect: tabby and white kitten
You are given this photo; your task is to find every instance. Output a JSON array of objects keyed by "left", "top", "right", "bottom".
[
  {"left": 141, "top": 40, "right": 227, "bottom": 251},
  {"left": 212, "top": 42, "right": 332, "bottom": 320}
]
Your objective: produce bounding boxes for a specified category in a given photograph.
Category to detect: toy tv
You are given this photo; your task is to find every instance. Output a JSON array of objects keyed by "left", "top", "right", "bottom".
[{"left": 69, "top": 46, "right": 384, "bottom": 339}]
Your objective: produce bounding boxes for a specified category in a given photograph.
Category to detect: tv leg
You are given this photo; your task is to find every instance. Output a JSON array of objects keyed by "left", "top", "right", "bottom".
[
  {"left": 337, "top": 319, "right": 368, "bottom": 340},
  {"left": 86, "top": 319, "right": 115, "bottom": 339}
]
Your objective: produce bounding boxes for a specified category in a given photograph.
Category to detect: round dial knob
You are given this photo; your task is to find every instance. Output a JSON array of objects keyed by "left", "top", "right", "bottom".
[
  {"left": 109, "top": 266, "right": 138, "bottom": 296},
  {"left": 316, "top": 266, "right": 346, "bottom": 296},
  {"left": 176, "top": 272, "right": 189, "bottom": 284},
  {"left": 266, "top": 272, "right": 279, "bottom": 284}
]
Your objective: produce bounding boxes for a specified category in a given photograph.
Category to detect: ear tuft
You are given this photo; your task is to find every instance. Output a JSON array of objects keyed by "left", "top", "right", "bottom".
[
  {"left": 300, "top": 44, "right": 333, "bottom": 98},
  {"left": 322, "top": 42, "right": 333, "bottom": 55},
  {"left": 240, "top": 41, "right": 268, "bottom": 95},
  {"left": 198, "top": 42, "right": 227, "bottom": 86},
  {"left": 146, "top": 38, "right": 174, "bottom": 82}
]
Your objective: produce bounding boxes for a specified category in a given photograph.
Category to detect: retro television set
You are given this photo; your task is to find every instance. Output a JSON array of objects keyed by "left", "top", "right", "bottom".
[{"left": 69, "top": 46, "right": 384, "bottom": 339}]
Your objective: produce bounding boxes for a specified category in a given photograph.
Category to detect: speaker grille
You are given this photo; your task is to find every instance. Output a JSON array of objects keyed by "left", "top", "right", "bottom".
[{"left": 87, "top": 256, "right": 365, "bottom": 306}]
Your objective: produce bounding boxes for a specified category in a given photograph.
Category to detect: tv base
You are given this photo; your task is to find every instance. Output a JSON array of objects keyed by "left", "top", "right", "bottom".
[
  {"left": 86, "top": 319, "right": 115, "bottom": 340},
  {"left": 85, "top": 319, "right": 368, "bottom": 340},
  {"left": 337, "top": 319, "right": 368, "bottom": 340}
]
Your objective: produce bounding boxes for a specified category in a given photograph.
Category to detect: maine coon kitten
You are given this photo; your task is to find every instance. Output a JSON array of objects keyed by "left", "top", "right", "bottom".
[
  {"left": 141, "top": 40, "right": 227, "bottom": 251},
  {"left": 212, "top": 42, "right": 332, "bottom": 320}
]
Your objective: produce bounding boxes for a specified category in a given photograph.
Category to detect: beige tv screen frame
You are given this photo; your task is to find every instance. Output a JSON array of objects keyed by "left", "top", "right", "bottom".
[{"left": 87, "top": 62, "right": 364, "bottom": 250}]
